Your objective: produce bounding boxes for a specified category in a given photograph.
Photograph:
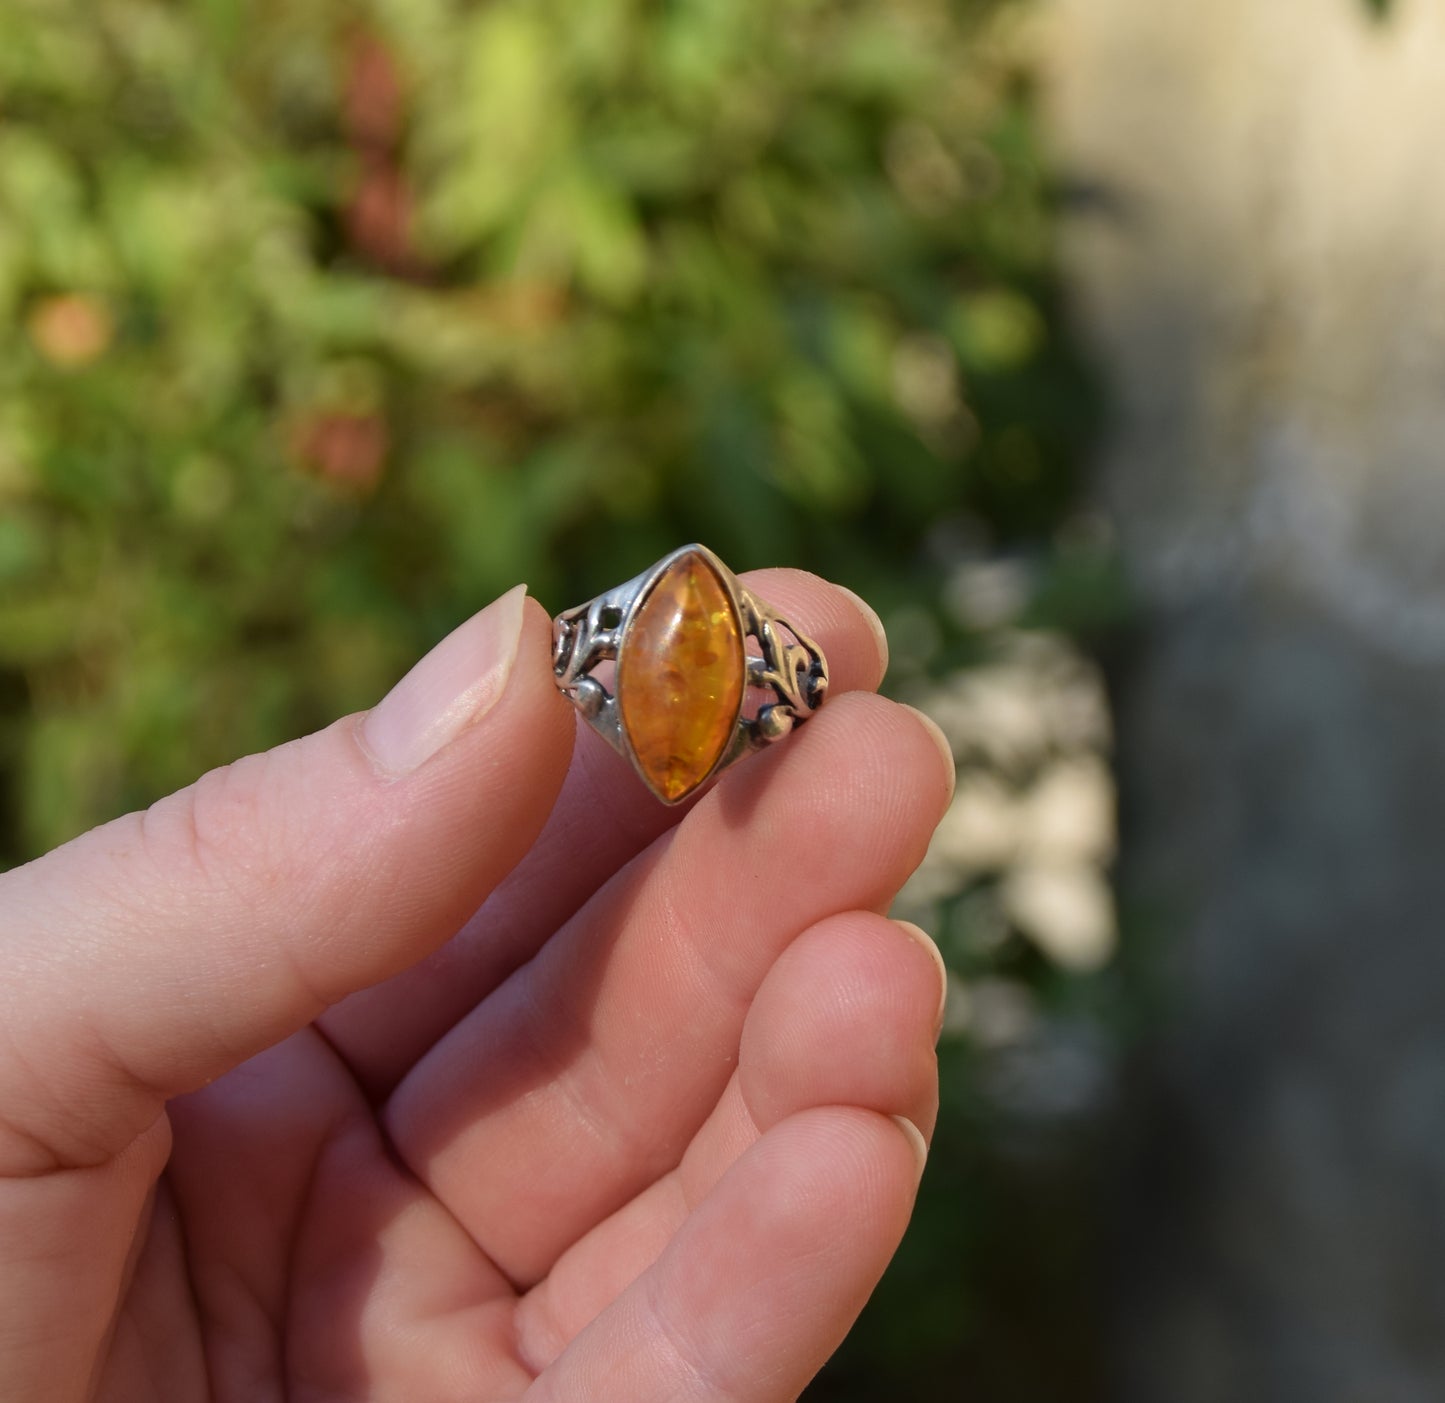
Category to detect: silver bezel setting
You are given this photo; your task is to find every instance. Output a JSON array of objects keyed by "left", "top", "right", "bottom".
[{"left": 551, "top": 544, "right": 829, "bottom": 803}]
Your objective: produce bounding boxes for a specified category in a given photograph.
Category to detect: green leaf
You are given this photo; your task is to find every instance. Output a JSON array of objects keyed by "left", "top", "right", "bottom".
[{"left": 416, "top": 4, "right": 568, "bottom": 255}]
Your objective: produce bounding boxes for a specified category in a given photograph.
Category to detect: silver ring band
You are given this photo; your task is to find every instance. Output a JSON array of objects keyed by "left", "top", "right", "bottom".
[{"left": 552, "top": 544, "right": 829, "bottom": 804}]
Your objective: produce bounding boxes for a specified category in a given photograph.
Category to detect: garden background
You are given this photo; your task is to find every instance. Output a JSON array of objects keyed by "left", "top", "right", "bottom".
[{"left": 7, "top": 0, "right": 1442, "bottom": 1399}]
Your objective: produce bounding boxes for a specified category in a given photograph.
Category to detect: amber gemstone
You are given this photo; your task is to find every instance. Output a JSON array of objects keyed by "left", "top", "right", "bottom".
[{"left": 618, "top": 551, "right": 745, "bottom": 802}]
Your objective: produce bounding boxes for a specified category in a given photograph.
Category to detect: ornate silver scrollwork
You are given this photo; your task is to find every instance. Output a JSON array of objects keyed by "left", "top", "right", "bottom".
[
  {"left": 551, "top": 544, "right": 830, "bottom": 795},
  {"left": 551, "top": 558, "right": 656, "bottom": 753},
  {"left": 738, "top": 586, "right": 829, "bottom": 745}
]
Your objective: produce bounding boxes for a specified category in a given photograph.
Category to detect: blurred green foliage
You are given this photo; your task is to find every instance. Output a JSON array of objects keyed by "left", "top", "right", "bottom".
[{"left": 0, "top": 0, "right": 1089, "bottom": 863}]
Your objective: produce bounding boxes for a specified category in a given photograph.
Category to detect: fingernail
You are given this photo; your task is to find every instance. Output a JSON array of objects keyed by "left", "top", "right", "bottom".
[
  {"left": 837, "top": 584, "right": 889, "bottom": 680},
  {"left": 891, "top": 1114, "right": 929, "bottom": 1182},
  {"left": 360, "top": 584, "right": 528, "bottom": 777},
  {"left": 892, "top": 920, "right": 949, "bottom": 1037},
  {"left": 900, "top": 704, "right": 956, "bottom": 803}
]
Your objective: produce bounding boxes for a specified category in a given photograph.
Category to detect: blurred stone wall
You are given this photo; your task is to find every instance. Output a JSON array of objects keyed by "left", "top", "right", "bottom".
[{"left": 1048, "top": 2, "right": 1445, "bottom": 1399}]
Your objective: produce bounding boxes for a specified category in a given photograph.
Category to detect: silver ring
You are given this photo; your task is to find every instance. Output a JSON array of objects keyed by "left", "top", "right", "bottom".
[{"left": 552, "top": 544, "right": 829, "bottom": 804}]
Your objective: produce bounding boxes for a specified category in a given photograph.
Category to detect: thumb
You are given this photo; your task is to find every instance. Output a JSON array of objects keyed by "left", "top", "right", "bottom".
[{"left": 0, "top": 584, "right": 574, "bottom": 1173}]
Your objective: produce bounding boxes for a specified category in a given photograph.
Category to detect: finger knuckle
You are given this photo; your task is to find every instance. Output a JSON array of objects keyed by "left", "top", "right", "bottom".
[{"left": 140, "top": 749, "right": 298, "bottom": 905}]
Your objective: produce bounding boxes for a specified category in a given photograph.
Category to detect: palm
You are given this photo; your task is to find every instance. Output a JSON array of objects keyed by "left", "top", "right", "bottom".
[{"left": 8, "top": 572, "right": 950, "bottom": 1403}]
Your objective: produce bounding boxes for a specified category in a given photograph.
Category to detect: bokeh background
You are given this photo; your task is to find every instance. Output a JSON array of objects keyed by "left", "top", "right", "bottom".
[{"left": 3, "top": 0, "right": 1438, "bottom": 1398}]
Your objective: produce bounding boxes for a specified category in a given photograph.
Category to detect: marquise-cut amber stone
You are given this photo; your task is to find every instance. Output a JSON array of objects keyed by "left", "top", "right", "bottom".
[{"left": 618, "top": 552, "right": 745, "bottom": 802}]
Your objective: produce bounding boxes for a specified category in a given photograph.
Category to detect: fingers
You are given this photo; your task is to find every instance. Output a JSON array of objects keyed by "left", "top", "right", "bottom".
[
  {"left": 0, "top": 1120, "right": 170, "bottom": 1403},
  {"left": 318, "top": 568, "right": 891, "bottom": 1097},
  {"left": 515, "top": 910, "right": 944, "bottom": 1363},
  {"left": 736, "top": 911, "right": 943, "bottom": 1139},
  {"left": 384, "top": 692, "right": 954, "bottom": 1283},
  {"left": 162, "top": 1035, "right": 532, "bottom": 1402},
  {"left": 524, "top": 1107, "right": 925, "bottom": 1403},
  {"left": 0, "top": 588, "right": 574, "bottom": 1173}
]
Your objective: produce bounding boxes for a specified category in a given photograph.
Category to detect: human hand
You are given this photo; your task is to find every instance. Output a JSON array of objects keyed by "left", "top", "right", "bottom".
[{"left": 0, "top": 569, "right": 953, "bottom": 1402}]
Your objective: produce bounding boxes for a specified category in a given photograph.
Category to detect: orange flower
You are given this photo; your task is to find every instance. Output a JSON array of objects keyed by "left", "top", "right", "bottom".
[
  {"left": 27, "top": 294, "right": 113, "bottom": 368},
  {"left": 291, "top": 410, "right": 390, "bottom": 493}
]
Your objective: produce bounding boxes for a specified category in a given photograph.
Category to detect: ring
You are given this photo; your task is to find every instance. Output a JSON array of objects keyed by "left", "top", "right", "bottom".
[{"left": 552, "top": 544, "right": 829, "bottom": 804}]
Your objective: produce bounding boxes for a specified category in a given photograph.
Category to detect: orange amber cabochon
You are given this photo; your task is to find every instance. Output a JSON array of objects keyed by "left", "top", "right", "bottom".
[{"left": 618, "top": 552, "right": 746, "bottom": 802}]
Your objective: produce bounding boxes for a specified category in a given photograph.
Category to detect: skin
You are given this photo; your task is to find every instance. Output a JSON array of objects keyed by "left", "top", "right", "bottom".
[{"left": 0, "top": 569, "right": 954, "bottom": 1403}]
